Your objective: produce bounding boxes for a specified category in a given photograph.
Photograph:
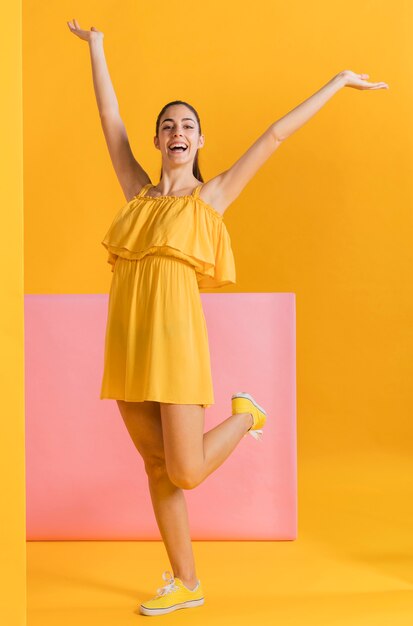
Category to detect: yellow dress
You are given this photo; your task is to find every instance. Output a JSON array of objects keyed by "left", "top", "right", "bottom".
[{"left": 99, "top": 182, "right": 236, "bottom": 408}]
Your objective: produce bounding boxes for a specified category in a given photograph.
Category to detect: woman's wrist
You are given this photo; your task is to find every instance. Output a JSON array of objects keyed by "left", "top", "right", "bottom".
[
  {"left": 89, "top": 33, "right": 104, "bottom": 49},
  {"left": 334, "top": 71, "right": 349, "bottom": 88}
]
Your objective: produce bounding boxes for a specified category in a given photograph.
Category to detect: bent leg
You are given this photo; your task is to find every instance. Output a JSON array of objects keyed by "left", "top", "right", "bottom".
[{"left": 160, "top": 402, "right": 253, "bottom": 490}]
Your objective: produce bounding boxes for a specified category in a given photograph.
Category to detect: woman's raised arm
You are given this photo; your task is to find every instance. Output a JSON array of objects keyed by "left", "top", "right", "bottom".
[
  {"left": 272, "top": 70, "right": 389, "bottom": 142},
  {"left": 206, "top": 70, "right": 389, "bottom": 215},
  {"left": 67, "top": 19, "right": 150, "bottom": 201}
]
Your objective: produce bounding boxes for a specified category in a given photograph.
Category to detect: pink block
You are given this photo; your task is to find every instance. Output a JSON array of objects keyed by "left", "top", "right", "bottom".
[{"left": 25, "top": 293, "right": 297, "bottom": 540}]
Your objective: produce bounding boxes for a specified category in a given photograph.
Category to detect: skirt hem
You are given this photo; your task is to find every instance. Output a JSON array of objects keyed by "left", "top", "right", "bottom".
[{"left": 100, "top": 394, "right": 213, "bottom": 409}]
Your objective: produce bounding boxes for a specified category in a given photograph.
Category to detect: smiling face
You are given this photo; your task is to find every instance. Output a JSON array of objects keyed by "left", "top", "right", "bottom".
[{"left": 155, "top": 104, "right": 204, "bottom": 167}]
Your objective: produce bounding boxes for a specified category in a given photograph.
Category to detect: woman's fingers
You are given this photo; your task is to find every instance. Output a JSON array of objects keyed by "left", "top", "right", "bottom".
[
  {"left": 67, "top": 18, "right": 92, "bottom": 41},
  {"left": 363, "top": 80, "right": 389, "bottom": 90},
  {"left": 67, "top": 18, "right": 103, "bottom": 41},
  {"left": 343, "top": 70, "right": 389, "bottom": 90},
  {"left": 67, "top": 19, "right": 79, "bottom": 31},
  {"left": 67, "top": 18, "right": 83, "bottom": 32}
]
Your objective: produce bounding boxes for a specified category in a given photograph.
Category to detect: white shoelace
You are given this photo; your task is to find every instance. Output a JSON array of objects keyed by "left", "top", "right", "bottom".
[{"left": 155, "top": 570, "right": 180, "bottom": 597}]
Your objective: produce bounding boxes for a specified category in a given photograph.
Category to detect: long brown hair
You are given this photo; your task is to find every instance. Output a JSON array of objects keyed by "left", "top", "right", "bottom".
[{"left": 155, "top": 101, "right": 204, "bottom": 182}]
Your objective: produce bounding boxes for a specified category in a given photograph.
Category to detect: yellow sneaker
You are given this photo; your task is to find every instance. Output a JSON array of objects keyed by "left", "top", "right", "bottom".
[
  {"left": 232, "top": 391, "right": 267, "bottom": 441},
  {"left": 139, "top": 570, "right": 205, "bottom": 616}
]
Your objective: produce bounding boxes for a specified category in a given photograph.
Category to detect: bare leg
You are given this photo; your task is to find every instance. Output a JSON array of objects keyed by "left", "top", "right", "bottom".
[
  {"left": 146, "top": 411, "right": 253, "bottom": 587},
  {"left": 202, "top": 411, "right": 253, "bottom": 479},
  {"left": 117, "top": 400, "right": 253, "bottom": 590},
  {"left": 157, "top": 403, "right": 254, "bottom": 585},
  {"left": 116, "top": 400, "right": 200, "bottom": 590},
  {"left": 160, "top": 403, "right": 253, "bottom": 490},
  {"left": 146, "top": 467, "right": 199, "bottom": 589}
]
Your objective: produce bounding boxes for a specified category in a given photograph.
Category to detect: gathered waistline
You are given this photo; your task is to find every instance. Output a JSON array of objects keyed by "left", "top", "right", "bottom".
[{"left": 117, "top": 250, "right": 196, "bottom": 271}]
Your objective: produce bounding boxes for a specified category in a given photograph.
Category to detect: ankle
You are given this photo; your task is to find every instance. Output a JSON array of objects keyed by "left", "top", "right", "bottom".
[
  {"left": 179, "top": 577, "right": 199, "bottom": 590},
  {"left": 174, "top": 573, "right": 198, "bottom": 589},
  {"left": 182, "top": 579, "right": 199, "bottom": 591},
  {"left": 235, "top": 411, "right": 253, "bottom": 431}
]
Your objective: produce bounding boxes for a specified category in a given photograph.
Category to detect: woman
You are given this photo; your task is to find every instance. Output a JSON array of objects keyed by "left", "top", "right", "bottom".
[{"left": 68, "top": 18, "right": 389, "bottom": 616}]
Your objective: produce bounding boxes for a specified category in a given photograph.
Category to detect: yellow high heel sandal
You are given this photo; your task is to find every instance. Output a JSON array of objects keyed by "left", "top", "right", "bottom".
[{"left": 231, "top": 391, "right": 268, "bottom": 441}]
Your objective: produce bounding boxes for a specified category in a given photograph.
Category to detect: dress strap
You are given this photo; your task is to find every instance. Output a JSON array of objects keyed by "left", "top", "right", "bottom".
[
  {"left": 191, "top": 183, "right": 203, "bottom": 199},
  {"left": 135, "top": 183, "right": 153, "bottom": 198}
]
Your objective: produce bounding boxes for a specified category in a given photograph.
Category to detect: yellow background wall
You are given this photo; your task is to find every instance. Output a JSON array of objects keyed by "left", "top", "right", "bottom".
[
  {"left": 0, "top": 0, "right": 404, "bottom": 622},
  {"left": 1, "top": 1, "right": 26, "bottom": 625},
  {"left": 16, "top": 0, "right": 413, "bottom": 601}
]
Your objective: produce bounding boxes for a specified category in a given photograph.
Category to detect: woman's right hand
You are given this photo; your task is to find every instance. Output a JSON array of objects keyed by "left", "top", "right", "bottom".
[{"left": 67, "top": 18, "right": 104, "bottom": 43}]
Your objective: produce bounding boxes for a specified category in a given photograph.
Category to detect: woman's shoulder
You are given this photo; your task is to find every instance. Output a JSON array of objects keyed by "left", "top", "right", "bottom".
[{"left": 197, "top": 177, "right": 230, "bottom": 217}]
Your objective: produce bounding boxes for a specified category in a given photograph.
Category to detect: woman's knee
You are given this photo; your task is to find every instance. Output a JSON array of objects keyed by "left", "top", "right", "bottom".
[
  {"left": 144, "top": 455, "right": 169, "bottom": 481},
  {"left": 159, "top": 402, "right": 205, "bottom": 490},
  {"left": 145, "top": 454, "right": 197, "bottom": 489},
  {"left": 168, "top": 468, "right": 200, "bottom": 490}
]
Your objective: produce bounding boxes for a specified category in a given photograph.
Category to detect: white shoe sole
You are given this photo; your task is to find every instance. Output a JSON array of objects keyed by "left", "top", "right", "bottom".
[{"left": 140, "top": 597, "right": 204, "bottom": 615}]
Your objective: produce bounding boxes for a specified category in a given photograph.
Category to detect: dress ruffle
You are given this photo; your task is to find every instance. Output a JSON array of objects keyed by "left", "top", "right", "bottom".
[{"left": 101, "top": 194, "right": 236, "bottom": 289}]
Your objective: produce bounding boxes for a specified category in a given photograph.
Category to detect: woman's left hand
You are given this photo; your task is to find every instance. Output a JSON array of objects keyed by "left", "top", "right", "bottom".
[{"left": 340, "top": 70, "right": 389, "bottom": 90}]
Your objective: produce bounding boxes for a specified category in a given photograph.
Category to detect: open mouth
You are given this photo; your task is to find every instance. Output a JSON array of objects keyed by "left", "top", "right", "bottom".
[{"left": 168, "top": 145, "right": 188, "bottom": 153}]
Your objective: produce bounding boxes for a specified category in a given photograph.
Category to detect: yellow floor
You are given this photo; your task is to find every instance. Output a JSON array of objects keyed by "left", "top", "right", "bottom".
[{"left": 27, "top": 449, "right": 413, "bottom": 625}]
